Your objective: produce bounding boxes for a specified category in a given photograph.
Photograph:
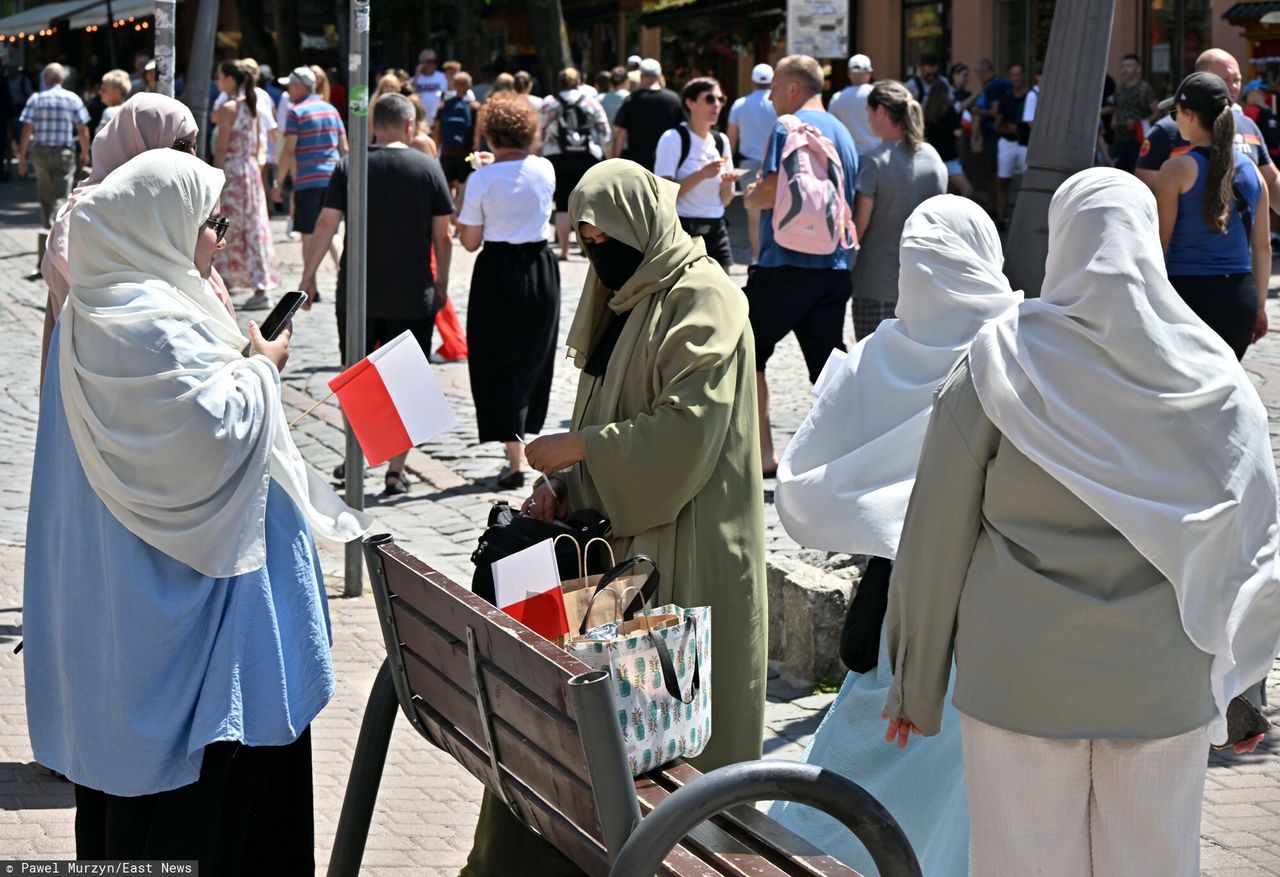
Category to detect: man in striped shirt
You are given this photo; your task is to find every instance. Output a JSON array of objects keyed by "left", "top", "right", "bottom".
[
  {"left": 271, "top": 67, "right": 348, "bottom": 266},
  {"left": 17, "top": 64, "right": 89, "bottom": 228}
]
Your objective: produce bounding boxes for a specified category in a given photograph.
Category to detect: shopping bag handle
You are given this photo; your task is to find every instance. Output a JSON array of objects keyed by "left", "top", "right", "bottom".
[
  {"left": 579, "top": 554, "right": 660, "bottom": 635},
  {"left": 651, "top": 616, "right": 700, "bottom": 705},
  {"left": 553, "top": 533, "right": 586, "bottom": 584}
]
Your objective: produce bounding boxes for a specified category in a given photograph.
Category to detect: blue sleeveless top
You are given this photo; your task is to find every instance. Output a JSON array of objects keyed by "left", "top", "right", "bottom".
[{"left": 1165, "top": 147, "right": 1259, "bottom": 276}]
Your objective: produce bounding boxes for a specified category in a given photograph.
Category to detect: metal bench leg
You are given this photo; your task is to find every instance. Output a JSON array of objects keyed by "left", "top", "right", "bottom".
[{"left": 327, "top": 659, "right": 399, "bottom": 877}]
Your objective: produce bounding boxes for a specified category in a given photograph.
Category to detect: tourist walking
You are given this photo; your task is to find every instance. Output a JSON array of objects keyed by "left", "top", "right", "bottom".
[
  {"left": 272, "top": 66, "right": 348, "bottom": 287},
  {"left": 770, "top": 195, "right": 1021, "bottom": 876},
  {"left": 433, "top": 71, "right": 480, "bottom": 211},
  {"left": 412, "top": 49, "right": 448, "bottom": 127},
  {"left": 1111, "top": 53, "right": 1159, "bottom": 173},
  {"left": 1154, "top": 72, "right": 1269, "bottom": 359},
  {"left": 598, "top": 66, "right": 630, "bottom": 129},
  {"left": 214, "top": 59, "right": 281, "bottom": 310},
  {"left": 540, "top": 68, "right": 610, "bottom": 260},
  {"left": 653, "top": 76, "right": 735, "bottom": 268},
  {"left": 471, "top": 159, "right": 766, "bottom": 876},
  {"left": 727, "top": 63, "right": 778, "bottom": 263},
  {"left": 610, "top": 58, "right": 684, "bottom": 170},
  {"left": 743, "top": 54, "right": 859, "bottom": 475},
  {"left": 513, "top": 70, "right": 542, "bottom": 113},
  {"left": 299, "top": 92, "right": 454, "bottom": 496},
  {"left": 26, "top": 148, "right": 368, "bottom": 869},
  {"left": 885, "top": 168, "right": 1276, "bottom": 876},
  {"left": 994, "top": 62, "right": 1030, "bottom": 227},
  {"left": 94, "top": 69, "right": 130, "bottom": 136},
  {"left": 850, "top": 81, "right": 947, "bottom": 340},
  {"left": 828, "top": 54, "right": 880, "bottom": 155},
  {"left": 17, "top": 64, "right": 89, "bottom": 229},
  {"left": 41, "top": 94, "right": 235, "bottom": 379},
  {"left": 457, "top": 96, "right": 559, "bottom": 489}
]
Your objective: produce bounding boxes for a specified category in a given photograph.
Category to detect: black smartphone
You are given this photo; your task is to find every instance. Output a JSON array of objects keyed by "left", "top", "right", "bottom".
[{"left": 242, "top": 291, "right": 307, "bottom": 356}]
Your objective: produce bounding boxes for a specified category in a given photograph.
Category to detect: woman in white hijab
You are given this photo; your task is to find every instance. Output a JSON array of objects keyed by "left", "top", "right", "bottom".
[
  {"left": 767, "top": 195, "right": 1020, "bottom": 876},
  {"left": 24, "top": 149, "right": 368, "bottom": 868},
  {"left": 885, "top": 168, "right": 1280, "bottom": 875}
]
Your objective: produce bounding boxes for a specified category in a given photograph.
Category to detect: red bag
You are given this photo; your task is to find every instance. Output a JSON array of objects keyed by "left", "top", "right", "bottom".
[{"left": 429, "top": 247, "right": 468, "bottom": 361}]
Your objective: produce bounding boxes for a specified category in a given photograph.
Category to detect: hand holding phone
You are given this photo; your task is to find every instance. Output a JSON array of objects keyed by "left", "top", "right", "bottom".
[{"left": 242, "top": 291, "right": 307, "bottom": 357}]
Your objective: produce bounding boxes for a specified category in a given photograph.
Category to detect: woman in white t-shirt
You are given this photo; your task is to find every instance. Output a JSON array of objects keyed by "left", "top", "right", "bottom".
[
  {"left": 652, "top": 76, "right": 736, "bottom": 268},
  {"left": 457, "top": 95, "right": 560, "bottom": 490}
]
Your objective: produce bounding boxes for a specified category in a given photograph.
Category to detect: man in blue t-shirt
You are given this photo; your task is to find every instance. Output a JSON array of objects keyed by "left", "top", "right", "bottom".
[{"left": 743, "top": 54, "right": 859, "bottom": 475}]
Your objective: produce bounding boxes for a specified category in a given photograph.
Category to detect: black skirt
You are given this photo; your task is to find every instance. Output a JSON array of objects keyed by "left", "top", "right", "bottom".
[
  {"left": 467, "top": 241, "right": 561, "bottom": 443},
  {"left": 75, "top": 728, "right": 314, "bottom": 875}
]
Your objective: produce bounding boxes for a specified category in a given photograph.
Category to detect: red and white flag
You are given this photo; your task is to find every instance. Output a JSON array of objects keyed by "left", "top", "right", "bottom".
[
  {"left": 490, "top": 539, "right": 570, "bottom": 640},
  {"left": 327, "top": 330, "right": 457, "bottom": 467}
]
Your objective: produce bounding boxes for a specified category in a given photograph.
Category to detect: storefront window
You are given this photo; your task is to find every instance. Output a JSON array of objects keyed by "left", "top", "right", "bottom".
[
  {"left": 903, "top": 1, "right": 948, "bottom": 76},
  {"left": 995, "top": 0, "right": 1055, "bottom": 76},
  {"left": 1146, "top": 0, "right": 1212, "bottom": 97}
]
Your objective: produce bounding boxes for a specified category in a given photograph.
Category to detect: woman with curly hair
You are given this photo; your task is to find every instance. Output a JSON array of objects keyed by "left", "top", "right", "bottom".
[{"left": 457, "top": 95, "right": 558, "bottom": 488}]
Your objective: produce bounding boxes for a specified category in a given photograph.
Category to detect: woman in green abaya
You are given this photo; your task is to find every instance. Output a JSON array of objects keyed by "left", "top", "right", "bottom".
[{"left": 462, "top": 159, "right": 767, "bottom": 877}]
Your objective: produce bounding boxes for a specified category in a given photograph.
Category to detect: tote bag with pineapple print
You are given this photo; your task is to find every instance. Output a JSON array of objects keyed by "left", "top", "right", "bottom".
[{"left": 566, "top": 603, "right": 711, "bottom": 776}]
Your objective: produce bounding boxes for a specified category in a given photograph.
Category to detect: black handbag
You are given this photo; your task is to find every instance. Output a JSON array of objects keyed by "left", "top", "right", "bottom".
[
  {"left": 470, "top": 501, "right": 611, "bottom": 604},
  {"left": 839, "top": 556, "right": 893, "bottom": 673}
]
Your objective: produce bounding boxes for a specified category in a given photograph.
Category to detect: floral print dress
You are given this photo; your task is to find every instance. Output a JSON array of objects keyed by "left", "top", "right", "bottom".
[{"left": 214, "top": 102, "right": 280, "bottom": 291}]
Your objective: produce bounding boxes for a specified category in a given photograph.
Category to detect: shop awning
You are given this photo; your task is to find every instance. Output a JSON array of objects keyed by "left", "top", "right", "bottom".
[
  {"left": 65, "top": 0, "right": 160, "bottom": 29},
  {"left": 0, "top": 0, "right": 94, "bottom": 36},
  {"left": 640, "top": 0, "right": 782, "bottom": 25},
  {"left": 1223, "top": 2, "right": 1280, "bottom": 22}
]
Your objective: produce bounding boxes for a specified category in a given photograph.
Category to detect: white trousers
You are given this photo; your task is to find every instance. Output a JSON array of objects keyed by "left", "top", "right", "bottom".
[{"left": 960, "top": 714, "right": 1207, "bottom": 876}]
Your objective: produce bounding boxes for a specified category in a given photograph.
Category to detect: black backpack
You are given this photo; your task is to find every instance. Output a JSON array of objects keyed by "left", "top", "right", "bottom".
[
  {"left": 675, "top": 123, "right": 729, "bottom": 174},
  {"left": 557, "top": 95, "right": 594, "bottom": 153},
  {"left": 470, "top": 501, "right": 611, "bottom": 604}
]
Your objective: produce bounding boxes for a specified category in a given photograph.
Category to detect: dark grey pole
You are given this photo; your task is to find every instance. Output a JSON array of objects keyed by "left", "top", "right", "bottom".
[
  {"left": 566, "top": 670, "right": 642, "bottom": 862},
  {"left": 343, "top": 0, "right": 370, "bottom": 597},
  {"left": 1003, "top": 0, "right": 1116, "bottom": 296},
  {"left": 153, "top": 0, "right": 175, "bottom": 97},
  {"left": 182, "top": 0, "right": 219, "bottom": 158}
]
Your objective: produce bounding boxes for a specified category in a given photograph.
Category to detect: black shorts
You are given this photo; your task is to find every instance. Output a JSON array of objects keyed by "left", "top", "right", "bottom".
[
  {"left": 679, "top": 216, "right": 733, "bottom": 270},
  {"left": 549, "top": 152, "right": 598, "bottom": 212},
  {"left": 1167, "top": 271, "right": 1257, "bottom": 360},
  {"left": 440, "top": 152, "right": 473, "bottom": 184},
  {"left": 746, "top": 265, "right": 852, "bottom": 381},
  {"left": 292, "top": 187, "right": 327, "bottom": 234}
]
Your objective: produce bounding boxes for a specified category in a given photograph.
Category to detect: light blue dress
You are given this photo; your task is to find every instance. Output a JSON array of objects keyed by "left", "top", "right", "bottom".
[
  {"left": 768, "top": 630, "right": 968, "bottom": 876},
  {"left": 23, "top": 327, "right": 335, "bottom": 797}
]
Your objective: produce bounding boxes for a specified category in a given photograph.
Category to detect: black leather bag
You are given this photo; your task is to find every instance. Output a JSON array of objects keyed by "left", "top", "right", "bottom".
[
  {"left": 470, "top": 502, "right": 611, "bottom": 604},
  {"left": 839, "top": 556, "right": 893, "bottom": 673}
]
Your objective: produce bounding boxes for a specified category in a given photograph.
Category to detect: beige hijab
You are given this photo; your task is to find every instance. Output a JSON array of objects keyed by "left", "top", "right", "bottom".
[{"left": 566, "top": 159, "right": 710, "bottom": 366}]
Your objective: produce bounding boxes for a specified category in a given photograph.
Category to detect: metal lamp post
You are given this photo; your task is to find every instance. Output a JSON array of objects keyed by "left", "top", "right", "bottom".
[{"left": 1003, "top": 0, "right": 1117, "bottom": 296}]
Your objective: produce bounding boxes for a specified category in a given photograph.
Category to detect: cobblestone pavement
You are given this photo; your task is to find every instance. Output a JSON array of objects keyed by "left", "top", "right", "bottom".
[{"left": 0, "top": 174, "right": 1276, "bottom": 873}]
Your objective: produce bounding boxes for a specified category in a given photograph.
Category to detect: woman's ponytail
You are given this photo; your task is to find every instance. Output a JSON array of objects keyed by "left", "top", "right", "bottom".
[
  {"left": 867, "top": 81, "right": 925, "bottom": 152},
  {"left": 1204, "top": 104, "right": 1236, "bottom": 233},
  {"left": 904, "top": 98, "right": 925, "bottom": 152}
]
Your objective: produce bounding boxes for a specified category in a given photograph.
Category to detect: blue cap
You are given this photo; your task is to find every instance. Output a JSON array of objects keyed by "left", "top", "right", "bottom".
[{"left": 1243, "top": 78, "right": 1267, "bottom": 96}]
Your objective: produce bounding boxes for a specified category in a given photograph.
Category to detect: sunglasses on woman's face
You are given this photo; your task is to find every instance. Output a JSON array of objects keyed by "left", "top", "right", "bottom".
[
  {"left": 702, "top": 93, "right": 727, "bottom": 105},
  {"left": 171, "top": 138, "right": 195, "bottom": 154},
  {"left": 204, "top": 215, "right": 230, "bottom": 243}
]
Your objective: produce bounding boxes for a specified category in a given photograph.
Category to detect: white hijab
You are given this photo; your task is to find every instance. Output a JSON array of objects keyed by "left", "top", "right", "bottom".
[
  {"left": 968, "top": 168, "right": 1280, "bottom": 744},
  {"left": 59, "top": 149, "right": 370, "bottom": 578},
  {"left": 776, "top": 195, "right": 1022, "bottom": 558}
]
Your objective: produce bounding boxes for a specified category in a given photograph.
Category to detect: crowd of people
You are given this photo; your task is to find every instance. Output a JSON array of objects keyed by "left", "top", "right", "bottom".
[{"left": 12, "top": 30, "right": 1280, "bottom": 877}]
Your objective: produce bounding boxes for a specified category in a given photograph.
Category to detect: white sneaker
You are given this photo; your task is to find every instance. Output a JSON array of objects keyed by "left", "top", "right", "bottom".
[{"left": 285, "top": 217, "right": 300, "bottom": 241}]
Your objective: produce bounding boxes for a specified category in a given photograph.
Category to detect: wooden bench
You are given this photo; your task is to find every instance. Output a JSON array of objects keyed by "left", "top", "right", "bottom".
[{"left": 327, "top": 534, "right": 920, "bottom": 877}]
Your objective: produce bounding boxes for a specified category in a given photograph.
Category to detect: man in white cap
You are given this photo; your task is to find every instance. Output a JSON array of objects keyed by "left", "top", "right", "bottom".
[
  {"left": 828, "top": 53, "right": 880, "bottom": 155},
  {"left": 610, "top": 58, "right": 684, "bottom": 170},
  {"left": 728, "top": 62, "right": 778, "bottom": 262},
  {"left": 626, "top": 54, "right": 643, "bottom": 90}
]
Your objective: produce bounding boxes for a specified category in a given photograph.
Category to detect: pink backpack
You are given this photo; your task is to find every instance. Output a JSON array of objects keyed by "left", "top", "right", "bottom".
[{"left": 771, "top": 114, "right": 857, "bottom": 255}]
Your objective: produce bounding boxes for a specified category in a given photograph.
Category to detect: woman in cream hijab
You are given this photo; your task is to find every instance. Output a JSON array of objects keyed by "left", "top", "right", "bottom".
[
  {"left": 39, "top": 93, "right": 235, "bottom": 379},
  {"left": 24, "top": 149, "right": 367, "bottom": 867},
  {"left": 464, "top": 160, "right": 767, "bottom": 876},
  {"left": 886, "top": 169, "right": 1279, "bottom": 875},
  {"left": 769, "top": 195, "right": 1021, "bottom": 876}
]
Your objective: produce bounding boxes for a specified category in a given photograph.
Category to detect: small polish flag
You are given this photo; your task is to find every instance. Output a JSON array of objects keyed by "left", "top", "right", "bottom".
[
  {"left": 327, "top": 330, "right": 457, "bottom": 467},
  {"left": 490, "top": 539, "right": 570, "bottom": 640}
]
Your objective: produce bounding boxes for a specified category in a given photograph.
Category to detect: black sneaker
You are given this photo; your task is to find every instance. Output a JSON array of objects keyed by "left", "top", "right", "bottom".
[{"left": 382, "top": 470, "right": 411, "bottom": 496}]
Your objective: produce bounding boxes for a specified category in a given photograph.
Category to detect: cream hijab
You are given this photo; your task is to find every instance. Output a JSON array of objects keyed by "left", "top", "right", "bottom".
[
  {"left": 776, "top": 196, "right": 1022, "bottom": 558},
  {"left": 968, "top": 168, "right": 1280, "bottom": 744},
  {"left": 43, "top": 94, "right": 201, "bottom": 317},
  {"left": 59, "top": 149, "right": 369, "bottom": 578}
]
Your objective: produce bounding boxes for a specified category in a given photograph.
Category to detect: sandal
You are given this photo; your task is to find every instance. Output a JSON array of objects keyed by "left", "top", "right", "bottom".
[
  {"left": 382, "top": 470, "right": 411, "bottom": 496},
  {"left": 496, "top": 467, "right": 527, "bottom": 490}
]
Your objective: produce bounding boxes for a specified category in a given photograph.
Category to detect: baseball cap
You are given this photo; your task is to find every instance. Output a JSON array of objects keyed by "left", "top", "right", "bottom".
[
  {"left": 639, "top": 58, "right": 662, "bottom": 78},
  {"left": 144, "top": 59, "right": 155, "bottom": 72},
  {"left": 1158, "top": 71, "right": 1230, "bottom": 117},
  {"left": 848, "top": 54, "right": 872, "bottom": 72},
  {"left": 1243, "top": 78, "right": 1267, "bottom": 96},
  {"left": 288, "top": 66, "right": 317, "bottom": 90},
  {"left": 627, "top": 55, "right": 642, "bottom": 69},
  {"left": 751, "top": 63, "right": 773, "bottom": 85}
]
